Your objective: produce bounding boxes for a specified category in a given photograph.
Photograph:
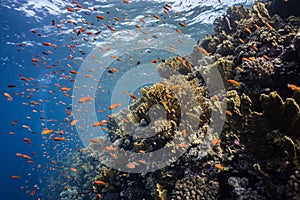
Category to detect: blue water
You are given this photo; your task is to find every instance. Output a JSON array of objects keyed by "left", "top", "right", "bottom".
[{"left": 0, "top": 0, "right": 253, "bottom": 199}]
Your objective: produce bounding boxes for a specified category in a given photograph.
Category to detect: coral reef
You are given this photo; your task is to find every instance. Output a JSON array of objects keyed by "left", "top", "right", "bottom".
[
  {"left": 48, "top": 0, "right": 300, "bottom": 199},
  {"left": 201, "top": 0, "right": 300, "bottom": 108},
  {"left": 171, "top": 175, "right": 220, "bottom": 200}
]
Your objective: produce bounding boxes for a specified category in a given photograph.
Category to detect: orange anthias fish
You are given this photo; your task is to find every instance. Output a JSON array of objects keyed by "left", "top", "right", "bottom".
[
  {"left": 129, "top": 93, "right": 137, "bottom": 99},
  {"left": 215, "top": 163, "right": 224, "bottom": 170},
  {"left": 94, "top": 180, "right": 106, "bottom": 185},
  {"left": 176, "top": 56, "right": 184, "bottom": 62},
  {"left": 105, "top": 146, "right": 117, "bottom": 151},
  {"left": 70, "top": 119, "right": 78, "bottom": 126},
  {"left": 92, "top": 120, "right": 107, "bottom": 127},
  {"left": 41, "top": 128, "right": 54, "bottom": 135},
  {"left": 179, "top": 22, "right": 186, "bottom": 27},
  {"left": 78, "top": 97, "right": 93, "bottom": 103},
  {"left": 53, "top": 137, "right": 65, "bottom": 141},
  {"left": 67, "top": 7, "right": 75, "bottom": 12},
  {"left": 29, "top": 188, "right": 37, "bottom": 197},
  {"left": 42, "top": 42, "right": 52, "bottom": 46},
  {"left": 23, "top": 138, "right": 32, "bottom": 145},
  {"left": 96, "top": 15, "right": 105, "bottom": 20},
  {"left": 127, "top": 162, "right": 136, "bottom": 169},
  {"left": 4, "top": 92, "right": 13, "bottom": 101},
  {"left": 196, "top": 46, "right": 209, "bottom": 56},
  {"left": 287, "top": 84, "right": 299, "bottom": 91},
  {"left": 227, "top": 79, "right": 241, "bottom": 86},
  {"left": 169, "top": 84, "right": 181, "bottom": 90},
  {"left": 211, "top": 139, "right": 221, "bottom": 145},
  {"left": 109, "top": 103, "right": 121, "bottom": 110},
  {"left": 11, "top": 175, "right": 20, "bottom": 179},
  {"left": 61, "top": 86, "right": 71, "bottom": 91}
]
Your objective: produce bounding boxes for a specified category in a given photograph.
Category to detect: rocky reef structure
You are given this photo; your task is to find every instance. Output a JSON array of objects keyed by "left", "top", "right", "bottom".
[
  {"left": 201, "top": 1, "right": 300, "bottom": 108},
  {"left": 51, "top": 0, "right": 300, "bottom": 199}
]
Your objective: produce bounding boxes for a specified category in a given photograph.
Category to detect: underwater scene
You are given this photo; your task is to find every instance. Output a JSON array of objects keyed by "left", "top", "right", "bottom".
[{"left": 1, "top": 0, "right": 300, "bottom": 199}]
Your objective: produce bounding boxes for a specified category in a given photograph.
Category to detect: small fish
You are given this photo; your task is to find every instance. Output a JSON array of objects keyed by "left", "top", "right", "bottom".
[
  {"left": 91, "top": 139, "right": 100, "bottom": 144},
  {"left": 67, "top": 7, "right": 75, "bottom": 12},
  {"left": 253, "top": 23, "right": 260, "bottom": 29},
  {"left": 78, "top": 97, "right": 93, "bottom": 103},
  {"left": 252, "top": 45, "right": 259, "bottom": 51},
  {"left": 70, "top": 167, "right": 77, "bottom": 172},
  {"left": 94, "top": 180, "right": 106, "bottom": 185},
  {"left": 179, "top": 22, "right": 186, "bottom": 27},
  {"left": 70, "top": 69, "right": 78, "bottom": 74},
  {"left": 242, "top": 57, "right": 251, "bottom": 62},
  {"left": 176, "top": 29, "right": 182, "bottom": 34},
  {"left": 227, "top": 79, "right": 241, "bottom": 86},
  {"left": 176, "top": 56, "right": 184, "bottom": 62},
  {"left": 138, "top": 159, "right": 147, "bottom": 165},
  {"left": 178, "top": 143, "right": 186, "bottom": 148},
  {"left": 181, "top": 129, "right": 187, "bottom": 137},
  {"left": 129, "top": 93, "right": 137, "bottom": 99},
  {"left": 61, "top": 86, "right": 71, "bottom": 91},
  {"left": 215, "top": 163, "right": 224, "bottom": 170},
  {"left": 41, "top": 129, "right": 54, "bottom": 135},
  {"left": 42, "top": 42, "right": 52, "bottom": 46},
  {"left": 29, "top": 189, "right": 37, "bottom": 197},
  {"left": 32, "top": 58, "right": 41, "bottom": 62},
  {"left": 111, "top": 67, "right": 118, "bottom": 73},
  {"left": 234, "top": 139, "right": 240, "bottom": 146},
  {"left": 154, "top": 15, "right": 160, "bottom": 19},
  {"left": 196, "top": 46, "right": 209, "bottom": 56},
  {"left": 236, "top": 66, "right": 244, "bottom": 73},
  {"left": 287, "top": 84, "right": 299, "bottom": 91},
  {"left": 11, "top": 175, "right": 20, "bottom": 179},
  {"left": 23, "top": 138, "right": 32, "bottom": 145},
  {"left": 22, "top": 154, "right": 31, "bottom": 159},
  {"left": 114, "top": 17, "right": 120, "bottom": 21},
  {"left": 211, "top": 139, "right": 221, "bottom": 145},
  {"left": 226, "top": 110, "right": 233, "bottom": 116},
  {"left": 70, "top": 119, "right": 78, "bottom": 126},
  {"left": 249, "top": 57, "right": 256, "bottom": 61},
  {"left": 7, "top": 84, "right": 16, "bottom": 88},
  {"left": 244, "top": 27, "right": 252, "bottom": 34},
  {"left": 53, "top": 137, "right": 65, "bottom": 141},
  {"left": 165, "top": 3, "right": 172, "bottom": 9},
  {"left": 169, "top": 84, "right": 181, "bottom": 90},
  {"left": 164, "top": 9, "right": 170, "bottom": 17},
  {"left": 109, "top": 103, "right": 121, "bottom": 110},
  {"left": 264, "top": 21, "right": 274, "bottom": 30},
  {"left": 96, "top": 15, "right": 105, "bottom": 20},
  {"left": 92, "top": 120, "right": 107, "bottom": 127},
  {"left": 105, "top": 146, "right": 117, "bottom": 151},
  {"left": 238, "top": 38, "right": 244, "bottom": 43},
  {"left": 127, "top": 162, "right": 136, "bottom": 169},
  {"left": 262, "top": 54, "right": 270, "bottom": 60},
  {"left": 107, "top": 25, "right": 115, "bottom": 32},
  {"left": 4, "top": 92, "right": 13, "bottom": 101}
]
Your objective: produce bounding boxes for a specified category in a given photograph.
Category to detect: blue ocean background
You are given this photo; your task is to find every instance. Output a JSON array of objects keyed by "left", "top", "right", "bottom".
[{"left": 0, "top": 0, "right": 253, "bottom": 199}]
